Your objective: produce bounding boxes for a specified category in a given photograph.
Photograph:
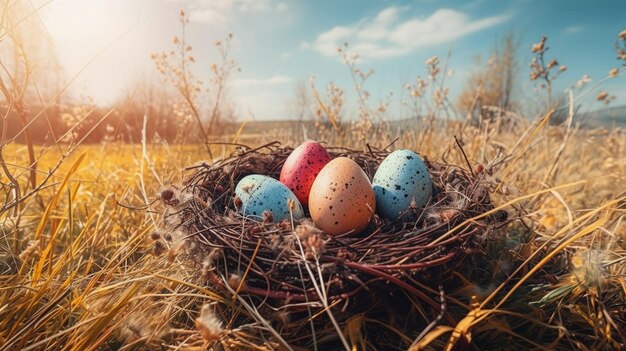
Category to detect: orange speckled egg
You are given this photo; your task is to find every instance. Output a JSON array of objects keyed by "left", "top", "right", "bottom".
[{"left": 308, "top": 157, "right": 375, "bottom": 236}]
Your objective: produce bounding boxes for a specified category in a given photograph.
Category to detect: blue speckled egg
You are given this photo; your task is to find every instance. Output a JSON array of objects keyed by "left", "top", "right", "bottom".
[
  {"left": 372, "top": 150, "right": 432, "bottom": 220},
  {"left": 235, "top": 175, "right": 304, "bottom": 222}
]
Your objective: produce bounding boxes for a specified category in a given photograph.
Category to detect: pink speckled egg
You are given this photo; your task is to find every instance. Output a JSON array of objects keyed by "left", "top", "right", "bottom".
[
  {"left": 308, "top": 157, "right": 376, "bottom": 236},
  {"left": 279, "top": 141, "right": 331, "bottom": 207}
]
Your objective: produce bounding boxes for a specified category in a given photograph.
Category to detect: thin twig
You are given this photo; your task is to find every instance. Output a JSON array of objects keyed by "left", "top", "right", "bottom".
[{"left": 454, "top": 135, "right": 474, "bottom": 177}]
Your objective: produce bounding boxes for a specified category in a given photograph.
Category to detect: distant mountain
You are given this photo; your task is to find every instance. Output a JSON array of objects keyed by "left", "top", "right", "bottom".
[
  {"left": 222, "top": 105, "right": 626, "bottom": 137},
  {"left": 575, "top": 105, "right": 626, "bottom": 128}
]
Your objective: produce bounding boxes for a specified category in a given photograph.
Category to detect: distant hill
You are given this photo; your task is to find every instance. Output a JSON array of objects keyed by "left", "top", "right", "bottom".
[
  {"left": 575, "top": 105, "right": 626, "bottom": 128},
  {"left": 221, "top": 105, "right": 626, "bottom": 138}
]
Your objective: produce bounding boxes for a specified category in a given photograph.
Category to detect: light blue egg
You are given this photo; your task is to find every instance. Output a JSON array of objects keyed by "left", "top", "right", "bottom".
[
  {"left": 372, "top": 150, "right": 432, "bottom": 220},
  {"left": 235, "top": 175, "right": 304, "bottom": 222}
]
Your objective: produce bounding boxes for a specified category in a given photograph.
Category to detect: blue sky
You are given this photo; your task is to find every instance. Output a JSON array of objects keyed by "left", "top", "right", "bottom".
[{"left": 39, "top": 0, "right": 626, "bottom": 120}]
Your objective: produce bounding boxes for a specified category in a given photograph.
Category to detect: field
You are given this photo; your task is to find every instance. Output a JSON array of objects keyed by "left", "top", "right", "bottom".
[
  {"left": 2, "top": 3, "right": 626, "bottom": 349},
  {"left": 1, "top": 116, "right": 625, "bottom": 350}
]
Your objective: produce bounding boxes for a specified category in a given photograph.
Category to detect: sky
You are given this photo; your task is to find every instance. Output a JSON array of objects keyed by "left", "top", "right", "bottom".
[{"left": 33, "top": 0, "right": 626, "bottom": 120}]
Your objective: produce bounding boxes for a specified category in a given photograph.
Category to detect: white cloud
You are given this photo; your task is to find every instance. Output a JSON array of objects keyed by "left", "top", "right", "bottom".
[
  {"left": 314, "top": 26, "right": 356, "bottom": 55},
  {"left": 357, "top": 6, "right": 400, "bottom": 41},
  {"left": 231, "top": 75, "right": 292, "bottom": 88},
  {"left": 564, "top": 26, "right": 584, "bottom": 34},
  {"left": 311, "top": 7, "right": 510, "bottom": 59}
]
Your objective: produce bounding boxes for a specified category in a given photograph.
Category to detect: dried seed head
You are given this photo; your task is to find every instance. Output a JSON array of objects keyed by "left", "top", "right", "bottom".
[
  {"left": 249, "top": 225, "right": 263, "bottom": 235},
  {"left": 547, "top": 59, "right": 558, "bottom": 69},
  {"left": 195, "top": 304, "right": 223, "bottom": 342},
  {"left": 152, "top": 240, "right": 167, "bottom": 257},
  {"left": 262, "top": 210, "right": 274, "bottom": 224},
  {"left": 620, "top": 29, "right": 626, "bottom": 41},
  {"left": 336, "top": 247, "right": 356, "bottom": 261},
  {"left": 425, "top": 56, "right": 439, "bottom": 66},
  {"left": 597, "top": 91, "right": 609, "bottom": 101},
  {"left": 531, "top": 36, "right": 547, "bottom": 53},
  {"left": 150, "top": 231, "right": 161, "bottom": 241},
  {"left": 294, "top": 220, "right": 325, "bottom": 259},
  {"left": 160, "top": 188, "right": 181, "bottom": 206},
  {"left": 273, "top": 310, "right": 291, "bottom": 325},
  {"left": 241, "top": 183, "right": 254, "bottom": 194},
  {"left": 475, "top": 163, "right": 485, "bottom": 174},
  {"left": 278, "top": 220, "right": 292, "bottom": 230},
  {"left": 440, "top": 209, "right": 460, "bottom": 222},
  {"left": 305, "top": 234, "right": 325, "bottom": 258},
  {"left": 287, "top": 198, "right": 296, "bottom": 213},
  {"left": 268, "top": 233, "right": 285, "bottom": 252},
  {"left": 227, "top": 274, "right": 242, "bottom": 290},
  {"left": 295, "top": 220, "right": 323, "bottom": 239},
  {"left": 609, "top": 68, "right": 619, "bottom": 77},
  {"left": 160, "top": 189, "right": 174, "bottom": 202},
  {"left": 576, "top": 74, "right": 591, "bottom": 88},
  {"left": 427, "top": 209, "right": 459, "bottom": 223}
]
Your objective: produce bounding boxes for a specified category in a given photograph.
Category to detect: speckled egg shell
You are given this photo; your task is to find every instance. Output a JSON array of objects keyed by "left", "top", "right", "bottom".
[
  {"left": 308, "top": 157, "right": 375, "bottom": 236},
  {"left": 235, "top": 175, "right": 304, "bottom": 222},
  {"left": 279, "top": 141, "right": 331, "bottom": 207},
  {"left": 372, "top": 150, "right": 432, "bottom": 220}
]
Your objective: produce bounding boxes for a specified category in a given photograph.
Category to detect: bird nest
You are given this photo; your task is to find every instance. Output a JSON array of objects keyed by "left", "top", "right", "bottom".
[{"left": 153, "top": 141, "right": 505, "bottom": 349}]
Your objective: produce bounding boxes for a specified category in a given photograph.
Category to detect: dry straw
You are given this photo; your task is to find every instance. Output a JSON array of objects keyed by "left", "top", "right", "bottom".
[{"left": 153, "top": 141, "right": 506, "bottom": 349}]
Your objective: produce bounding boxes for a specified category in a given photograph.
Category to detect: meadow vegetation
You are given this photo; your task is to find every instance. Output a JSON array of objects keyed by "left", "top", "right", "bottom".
[{"left": 1, "top": 3, "right": 626, "bottom": 350}]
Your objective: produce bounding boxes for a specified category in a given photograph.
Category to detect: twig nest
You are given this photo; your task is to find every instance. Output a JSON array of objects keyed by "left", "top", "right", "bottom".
[{"left": 155, "top": 142, "right": 504, "bottom": 349}]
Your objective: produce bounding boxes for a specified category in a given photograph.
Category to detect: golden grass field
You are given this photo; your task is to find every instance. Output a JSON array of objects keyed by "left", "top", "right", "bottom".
[
  {"left": 1, "top": 6, "right": 625, "bottom": 347},
  {"left": 1, "top": 116, "right": 625, "bottom": 349}
]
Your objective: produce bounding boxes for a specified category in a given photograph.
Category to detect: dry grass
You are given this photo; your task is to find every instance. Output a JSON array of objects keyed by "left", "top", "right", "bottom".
[
  {"left": 1, "top": 4, "right": 624, "bottom": 348},
  {"left": 1, "top": 116, "right": 625, "bottom": 350}
]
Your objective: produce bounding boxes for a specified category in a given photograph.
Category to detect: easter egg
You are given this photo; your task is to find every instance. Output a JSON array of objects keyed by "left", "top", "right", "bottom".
[
  {"left": 372, "top": 150, "right": 432, "bottom": 220},
  {"left": 235, "top": 175, "right": 304, "bottom": 222},
  {"left": 308, "top": 157, "right": 375, "bottom": 236},
  {"left": 279, "top": 141, "right": 331, "bottom": 207}
]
